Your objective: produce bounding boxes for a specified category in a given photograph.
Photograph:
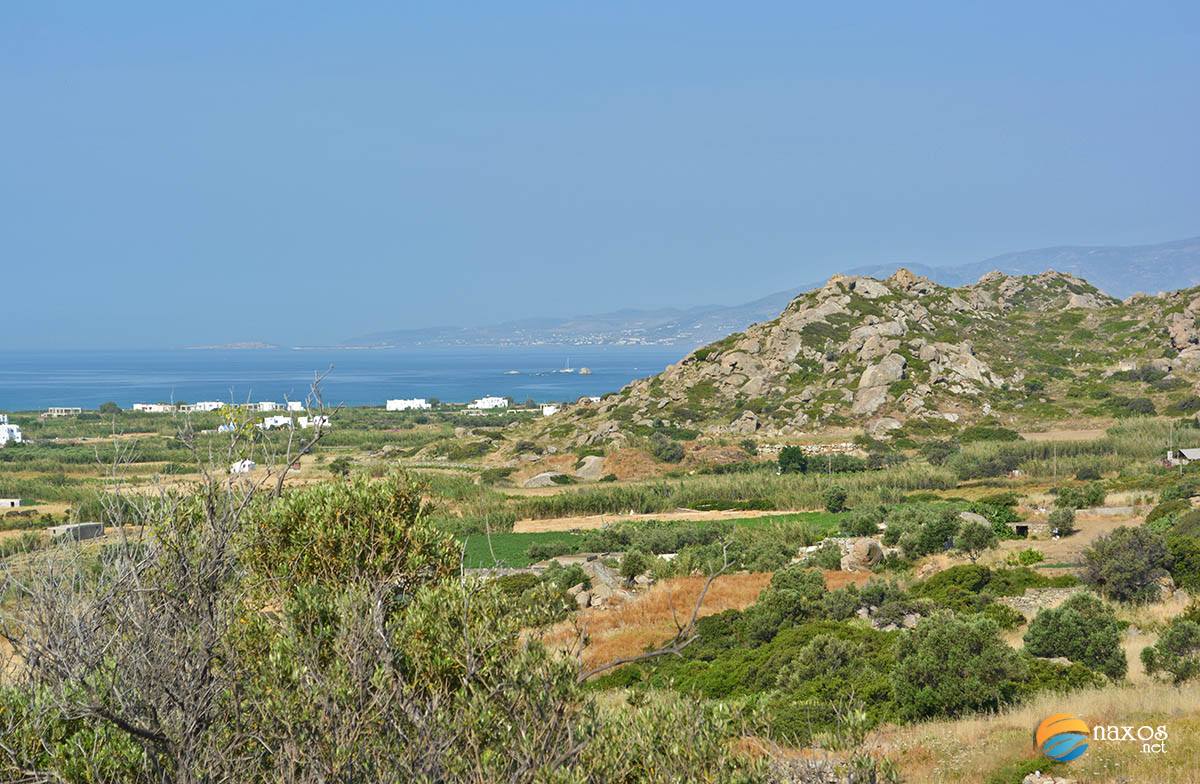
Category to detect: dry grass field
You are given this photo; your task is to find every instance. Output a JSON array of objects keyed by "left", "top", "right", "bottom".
[{"left": 879, "top": 681, "right": 1200, "bottom": 783}]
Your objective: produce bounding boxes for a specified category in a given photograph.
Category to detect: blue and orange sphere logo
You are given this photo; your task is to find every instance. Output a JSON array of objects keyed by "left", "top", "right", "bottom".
[{"left": 1036, "top": 713, "right": 1090, "bottom": 762}]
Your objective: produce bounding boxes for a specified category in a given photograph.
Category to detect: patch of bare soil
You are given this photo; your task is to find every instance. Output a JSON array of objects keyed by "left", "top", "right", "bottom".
[{"left": 1018, "top": 425, "right": 1112, "bottom": 441}]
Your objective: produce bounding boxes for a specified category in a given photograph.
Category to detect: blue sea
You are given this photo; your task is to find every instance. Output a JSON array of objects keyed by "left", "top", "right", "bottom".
[{"left": 0, "top": 347, "right": 687, "bottom": 411}]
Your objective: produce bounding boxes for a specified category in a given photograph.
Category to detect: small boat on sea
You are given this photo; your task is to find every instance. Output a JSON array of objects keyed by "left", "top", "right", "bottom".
[
  {"left": 578, "top": 367, "right": 592, "bottom": 375},
  {"left": 504, "top": 370, "right": 520, "bottom": 375}
]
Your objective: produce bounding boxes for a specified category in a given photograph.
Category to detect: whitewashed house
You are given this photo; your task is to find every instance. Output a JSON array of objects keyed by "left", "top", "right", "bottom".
[
  {"left": 541, "top": 404, "right": 560, "bottom": 417},
  {"left": 298, "top": 415, "right": 330, "bottom": 429},
  {"left": 467, "top": 396, "right": 508, "bottom": 410},
  {"left": 257, "top": 402, "right": 279, "bottom": 412},
  {"left": 286, "top": 401, "right": 305, "bottom": 412},
  {"left": 182, "top": 401, "right": 224, "bottom": 413},
  {"left": 45, "top": 407, "right": 82, "bottom": 417},
  {"left": 0, "top": 415, "right": 24, "bottom": 447},
  {"left": 0, "top": 498, "right": 20, "bottom": 508},
  {"left": 387, "top": 398, "right": 432, "bottom": 411},
  {"left": 230, "top": 459, "right": 256, "bottom": 474},
  {"left": 258, "top": 415, "right": 293, "bottom": 430},
  {"left": 133, "top": 403, "right": 176, "bottom": 413}
]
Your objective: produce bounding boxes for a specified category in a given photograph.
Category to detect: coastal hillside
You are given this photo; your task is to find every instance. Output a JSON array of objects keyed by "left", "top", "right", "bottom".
[{"left": 536, "top": 269, "right": 1200, "bottom": 447}]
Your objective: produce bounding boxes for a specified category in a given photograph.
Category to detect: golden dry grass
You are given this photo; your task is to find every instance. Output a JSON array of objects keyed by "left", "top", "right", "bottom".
[
  {"left": 542, "top": 572, "right": 773, "bottom": 671},
  {"left": 877, "top": 681, "right": 1200, "bottom": 783}
]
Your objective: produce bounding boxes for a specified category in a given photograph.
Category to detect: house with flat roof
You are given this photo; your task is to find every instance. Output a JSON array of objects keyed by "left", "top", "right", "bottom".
[
  {"left": 133, "top": 403, "right": 176, "bottom": 413},
  {"left": 0, "top": 498, "right": 20, "bottom": 509},
  {"left": 467, "top": 396, "right": 508, "bottom": 410},
  {"left": 0, "top": 416, "right": 23, "bottom": 447},
  {"left": 45, "top": 407, "right": 82, "bottom": 417},
  {"left": 387, "top": 398, "right": 432, "bottom": 411}
]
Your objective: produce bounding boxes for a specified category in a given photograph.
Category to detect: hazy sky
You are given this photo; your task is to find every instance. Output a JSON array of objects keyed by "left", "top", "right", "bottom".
[{"left": 3, "top": 2, "right": 1198, "bottom": 349}]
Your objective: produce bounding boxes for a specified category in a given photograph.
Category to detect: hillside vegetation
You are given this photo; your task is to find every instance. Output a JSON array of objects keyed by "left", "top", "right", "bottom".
[{"left": 535, "top": 269, "right": 1200, "bottom": 448}]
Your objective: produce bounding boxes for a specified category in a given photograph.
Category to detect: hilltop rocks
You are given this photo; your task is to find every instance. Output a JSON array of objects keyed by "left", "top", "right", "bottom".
[
  {"left": 536, "top": 267, "right": 1200, "bottom": 448},
  {"left": 1067, "top": 292, "right": 1103, "bottom": 309},
  {"left": 725, "top": 410, "right": 761, "bottom": 434},
  {"left": 918, "top": 341, "right": 1002, "bottom": 388},
  {"left": 853, "top": 353, "right": 906, "bottom": 415}
]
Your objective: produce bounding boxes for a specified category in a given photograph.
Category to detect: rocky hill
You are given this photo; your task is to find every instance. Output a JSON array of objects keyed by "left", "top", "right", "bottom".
[{"left": 537, "top": 269, "right": 1200, "bottom": 447}]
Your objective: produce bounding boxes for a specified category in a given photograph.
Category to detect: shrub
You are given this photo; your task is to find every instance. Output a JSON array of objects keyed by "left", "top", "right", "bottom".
[
  {"left": 1082, "top": 526, "right": 1172, "bottom": 604},
  {"left": 1074, "top": 466, "right": 1101, "bottom": 481},
  {"left": 1160, "top": 480, "right": 1199, "bottom": 502},
  {"left": 1023, "top": 593, "right": 1127, "bottom": 679},
  {"left": 619, "top": 550, "right": 651, "bottom": 583},
  {"left": 1141, "top": 618, "right": 1200, "bottom": 684},
  {"left": 892, "top": 612, "right": 1027, "bottom": 719},
  {"left": 649, "top": 433, "right": 685, "bottom": 463},
  {"left": 823, "top": 486, "right": 848, "bottom": 514},
  {"left": 954, "top": 520, "right": 998, "bottom": 562},
  {"left": 1048, "top": 506, "right": 1076, "bottom": 536},
  {"left": 805, "top": 540, "right": 843, "bottom": 570},
  {"left": 841, "top": 505, "right": 885, "bottom": 537},
  {"left": 1146, "top": 498, "right": 1191, "bottom": 527},
  {"left": 921, "top": 440, "right": 959, "bottom": 466},
  {"left": 777, "top": 446, "right": 809, "bottom": 474},
  {"left": 1167, "top": 534, "right": 1200, "bottom": 593}
]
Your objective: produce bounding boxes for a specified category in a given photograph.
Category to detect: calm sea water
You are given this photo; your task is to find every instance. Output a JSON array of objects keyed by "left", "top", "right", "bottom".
[{"left": 0, "top": 347, "right": 687, "bottom": 411}]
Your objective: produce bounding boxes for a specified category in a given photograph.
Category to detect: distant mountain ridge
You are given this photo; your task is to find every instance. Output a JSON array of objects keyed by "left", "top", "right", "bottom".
[{"left": 348, "top": 236, "right": 1200, "bottom": 349}]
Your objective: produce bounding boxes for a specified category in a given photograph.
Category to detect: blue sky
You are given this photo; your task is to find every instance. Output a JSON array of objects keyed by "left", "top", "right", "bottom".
[{"left": 3, "top": 2, "right": 1198, "bottom": 349}]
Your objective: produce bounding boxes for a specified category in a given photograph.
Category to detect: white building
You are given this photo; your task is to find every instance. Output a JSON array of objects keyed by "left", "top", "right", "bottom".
[
  {"left": 298, "top": 415, "right": 330, "bottom": 429},
  {"left": 467, "top": 396, "right": 508, "bottom": 410},
  {"left": 286, "top": 401, "right": 305, "bottom": 412},
  {"left": 0, "top": 416, "right": 24, "bottom": 447},
  {"left": 182, "top": 401, "right": 224, "bottom": 413},
  {"left": 0, "top": 498, "right": 20, "bottom": 509},
  {"left": 217, "top": 423, "right": 236, "bottom": 433},
  {"left": 257, "top": 402, "right": 279, "bottom": 412},
  {"left": 45, "top": 407, "right": 82, "bottom": 417},
  {"left": 1167, "top": 448, "right": 1200, "bottom": 467},
  {"left": 258, "top": 415, "right": 293, "bottom": 430},
  {"left": 133, "top": 403, "right": 176, "bottom": 413},
  {"left": 541, "top": 404, "right": 560, "bottom": 417},
  {"left": 387, "top": 398, "right": 432, "bottom": 411},
  {"left": 230, "top": 459, "right": 256, "bottom": 474}
]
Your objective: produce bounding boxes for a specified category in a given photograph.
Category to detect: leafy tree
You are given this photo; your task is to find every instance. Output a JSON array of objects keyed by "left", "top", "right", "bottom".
[
  {"left": 326, "top": 456, "right": 353, "bottom": 477},
  {"left": 777, "top": 446, "right": 808, "bottom": 474},
  {"left": 1141, "top": 618, "right": 1200, "bottom": 684},
  {"left": 920, "top": 439, "right": 959, "bottom": 466},
  {"left": 954, "top": 520, "right": 998, "bottom": 562},
  {"left": 1082, "top": 526, "right": 1172, "bottom": 604},
  {"left": 1167, "top": 534, "right": 1200, "bottom": 593},
  {"left": 1023, "top": 593, "right": 1126, "bottom": 679},
  {"left": 619, "top": 549, "right": 651, "bottom": 583},
  {"left": 892, "top": 611, "right": 1026, "bottom": 719},
  {"left": 1048, "top": 506, "right": 1076, "bottom": 536},
  {"left": 823, "top": 486, "right": 848, "bottom": 513},
  {"left": 98, "top": 401, "right": 122, "bottom": 415},
  {"left": 649, "top": 432, "right": 684, "bottom": 463},
  {"left": 739, "top": 439, "right": 757, "bottom": 456}
]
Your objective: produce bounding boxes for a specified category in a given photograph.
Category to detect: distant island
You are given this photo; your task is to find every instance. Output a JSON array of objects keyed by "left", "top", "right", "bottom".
[{"left": 185, "top": 342, "right": 281, "bottom": 351}]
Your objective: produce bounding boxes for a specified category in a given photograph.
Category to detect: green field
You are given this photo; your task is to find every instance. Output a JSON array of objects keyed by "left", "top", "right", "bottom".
[{"left": 461, "top": 511, "right": 845, "bottom": 568}]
